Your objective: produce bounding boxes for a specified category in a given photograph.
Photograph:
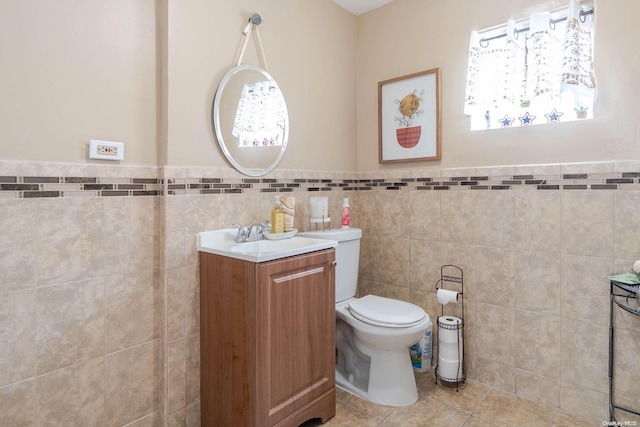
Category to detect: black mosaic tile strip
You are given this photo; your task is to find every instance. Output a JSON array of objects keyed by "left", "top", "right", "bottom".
[
  {"left": 513, "top": 175, "right": 534, "bottom": 180},
  {"left": 471, "top": 185, "right": 490, "bottom": 190},
  {"left": 132, "top": 178, "right": 161, "bottom": 184},
  {"left": 24, "top": 176, "right": 60, "bottom": 183},
  {"left": 471, "top": 176, "right": 489, "bottom": 181},
  {"left": 592, "top": 184, "right": 618, "bottom": 190},
  {"left": 84, "top": 184, "right": 113, "bottom": 190},
  {"left": 0, "top": 176, "right": 17, "bottom": 183},
  {"left": 65, "top": 177, "right": 97, "bottom": 183},
  {"left": 622, "top": 172, "right": 640, "bottom": 178},
  {"left": 434, "top": 186, "right": 450, "bottom": 190},
  {"left": 563, "top": 185, "right": 588, "bottom": 190},
  {"left": 201, "top": 189, "right": 222, "bottom": 194},
  {"left": 537, "top": 185, "right": 560, "bottom": 190},
  {"left": 491, "top": 185, "right": 511, "bottom": 190},
  {"left": 102, "top": 190, "right": 129, "bottom": 197},
  {"left": 133, "top": 190, "right": 162, "bottom": 196},
  {"left": 606, "top": 178, "right": 633, "bottom": 184},
  {"left": 117, "top": 184, "right": 145, "bottom": 190},
  {"left": 526, "top": 180, "right": 546, "bottom": 185},
  {"left": 2, "top": 183, "right": 39, "bottom": 191},
  {"left": 563, "top": 173, "right": 588, "bottom": 179},
  {"left": 502, "top": 180, "right": 522, "bottom": 185},
  {"left": 23, "top": 191, "right": 60, "bottom": 198}
]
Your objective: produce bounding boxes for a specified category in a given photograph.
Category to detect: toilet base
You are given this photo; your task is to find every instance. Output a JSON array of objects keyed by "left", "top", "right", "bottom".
[{"left": 335, "top": 325, "right": 419, "bottom": 407}]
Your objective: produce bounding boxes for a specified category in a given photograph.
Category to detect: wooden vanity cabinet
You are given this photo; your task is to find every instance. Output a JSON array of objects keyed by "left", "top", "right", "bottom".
[{"left": 199, "top": 249, "right": 336, "bottom": 427}]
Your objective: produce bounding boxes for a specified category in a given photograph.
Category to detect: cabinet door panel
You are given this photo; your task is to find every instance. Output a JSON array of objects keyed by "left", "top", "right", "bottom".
[{"left": 256, "top": 251, "right": 335, "bottom": 425}]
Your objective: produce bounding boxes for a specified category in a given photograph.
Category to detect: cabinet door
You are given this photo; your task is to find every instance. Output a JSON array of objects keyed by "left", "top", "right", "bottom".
[{"left": 255, "top": 250, "right": 335, "bottom": 426}]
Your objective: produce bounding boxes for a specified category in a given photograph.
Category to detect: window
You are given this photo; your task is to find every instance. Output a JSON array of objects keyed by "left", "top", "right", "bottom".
[{"left": 464, "top": 0, "right": 595, "bottom": 131}]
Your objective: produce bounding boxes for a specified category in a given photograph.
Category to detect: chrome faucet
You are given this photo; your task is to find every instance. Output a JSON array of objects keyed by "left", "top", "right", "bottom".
[{"left": 229, "top": 221, "right": 269, "bottom": 243}]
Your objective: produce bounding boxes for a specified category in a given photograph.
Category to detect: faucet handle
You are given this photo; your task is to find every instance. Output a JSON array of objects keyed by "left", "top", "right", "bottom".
[{"left": 229, "top": 224, "right": 248, "bottom": 242}]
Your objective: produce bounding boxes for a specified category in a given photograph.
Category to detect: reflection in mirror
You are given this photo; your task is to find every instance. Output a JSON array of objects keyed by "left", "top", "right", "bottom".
[{"left": 213, "top": 65, "right": 289, "bottom": 176}]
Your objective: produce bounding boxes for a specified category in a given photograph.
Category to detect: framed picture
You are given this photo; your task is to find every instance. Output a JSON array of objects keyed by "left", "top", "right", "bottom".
[{"left": 378, "top": 68, "right": 441, "bottom": 163}]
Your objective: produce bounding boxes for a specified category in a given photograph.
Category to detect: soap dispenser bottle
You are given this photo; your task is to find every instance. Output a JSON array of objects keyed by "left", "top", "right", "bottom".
[{"left": 271, "top": 196, "right": 285, "bottom": 233}]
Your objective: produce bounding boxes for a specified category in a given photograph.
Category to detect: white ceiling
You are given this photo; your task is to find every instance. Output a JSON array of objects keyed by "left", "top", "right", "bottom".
[{"left": 332, "top": 0, "right": 395, "bottom": 16}]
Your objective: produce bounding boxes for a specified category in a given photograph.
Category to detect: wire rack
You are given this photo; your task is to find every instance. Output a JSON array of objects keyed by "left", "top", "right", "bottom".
[{"left": 434, "top": 265, "right": 466, "bottom": 391}]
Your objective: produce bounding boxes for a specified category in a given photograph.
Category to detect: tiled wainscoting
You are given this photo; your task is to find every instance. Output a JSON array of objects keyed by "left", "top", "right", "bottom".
[{"left": 1, "top": 160, "right": 639, "bottom": 426}]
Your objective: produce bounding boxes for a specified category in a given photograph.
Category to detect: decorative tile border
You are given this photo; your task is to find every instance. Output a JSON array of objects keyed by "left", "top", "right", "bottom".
[
  {"left": 1, "top": 169, "right": 638, "bottom": 198},
  {"left": 165, "top": 171, "right": 640, "bottom": 195},
  {"left": 0, "top": 176, "right": 162, "bottom": 198}
]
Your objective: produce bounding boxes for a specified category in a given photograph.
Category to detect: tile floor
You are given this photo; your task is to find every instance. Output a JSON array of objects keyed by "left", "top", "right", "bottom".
[{"left": 303, "top": 373, "right": 597, "bottom": 427}]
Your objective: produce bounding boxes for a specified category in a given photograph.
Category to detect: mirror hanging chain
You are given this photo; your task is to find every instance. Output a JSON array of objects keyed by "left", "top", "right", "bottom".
[{"left": 236, "top": 13, "right": 269, "bottom": 72}]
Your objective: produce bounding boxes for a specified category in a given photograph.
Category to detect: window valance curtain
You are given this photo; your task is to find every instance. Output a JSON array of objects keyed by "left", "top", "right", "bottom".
[{"left": 464, "top": 0, "right": 595, "bottom": 130}]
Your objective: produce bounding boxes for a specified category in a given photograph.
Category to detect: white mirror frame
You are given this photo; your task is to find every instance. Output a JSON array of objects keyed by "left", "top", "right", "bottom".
[{"left": 212, "top": 65, "right": 289, "bottom": 177}]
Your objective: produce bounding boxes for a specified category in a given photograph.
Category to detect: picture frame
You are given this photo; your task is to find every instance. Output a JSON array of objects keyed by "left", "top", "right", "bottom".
[{"left": 378, "top": 68, "right": 441, "bottom": 163}]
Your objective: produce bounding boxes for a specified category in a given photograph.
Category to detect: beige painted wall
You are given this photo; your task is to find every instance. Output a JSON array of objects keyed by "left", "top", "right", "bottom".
[
  {"left": 165, "top": 0, "right": 358, "bottom": 171},
  {"left": 357, "top": 0, "right": 640, "bottom": 171},
  {"left": 0, "top": 1, "right": 158, "bottom": 165},
  {"left": 2, "top": 0, "right": 638, "bottom": 171}
]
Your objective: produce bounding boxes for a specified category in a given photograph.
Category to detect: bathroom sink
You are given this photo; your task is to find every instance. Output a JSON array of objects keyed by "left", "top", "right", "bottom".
[{"left": 197, "top": 228, "right": 337, "bottom": 262}]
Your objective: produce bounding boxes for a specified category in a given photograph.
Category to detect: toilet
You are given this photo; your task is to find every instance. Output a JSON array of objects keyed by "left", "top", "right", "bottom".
[{"left": 297, "top": 227, "right": 430, "bottom": 406}]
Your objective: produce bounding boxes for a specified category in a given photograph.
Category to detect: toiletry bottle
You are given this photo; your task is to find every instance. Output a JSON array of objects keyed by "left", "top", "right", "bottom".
[
  {"left": 341, "top": 198, "right": 350, "bottom": 229},
  {"left": 271, "top": 196, "right": 284, "bottom": 233}
]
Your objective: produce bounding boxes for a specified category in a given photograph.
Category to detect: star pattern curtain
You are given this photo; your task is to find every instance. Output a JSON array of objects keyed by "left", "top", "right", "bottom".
[{"left": 464, "top": 0, "right": 595, "bottom": 130}]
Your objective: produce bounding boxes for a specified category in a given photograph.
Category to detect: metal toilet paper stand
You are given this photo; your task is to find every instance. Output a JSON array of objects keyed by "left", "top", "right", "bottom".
[{"left": 434, "top": 264, "right": 466, "bottom": 391}]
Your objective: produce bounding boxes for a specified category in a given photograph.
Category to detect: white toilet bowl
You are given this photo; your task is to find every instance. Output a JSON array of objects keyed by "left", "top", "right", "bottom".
[
  {"left": 296, "top": 228, "right": 430, "bottom": 407},
  {"left": 334, "top": 295, "right": 430, "bottom": 406}
]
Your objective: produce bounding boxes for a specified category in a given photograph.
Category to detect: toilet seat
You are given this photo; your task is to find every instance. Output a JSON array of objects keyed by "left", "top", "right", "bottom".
[{"left": 347, "top": 295, "right": 426, "bottom": 328}]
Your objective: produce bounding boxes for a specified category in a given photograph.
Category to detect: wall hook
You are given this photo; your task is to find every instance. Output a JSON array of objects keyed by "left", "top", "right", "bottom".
[{"left": 250, "top": 13, "right": 262, "bottom": 25}]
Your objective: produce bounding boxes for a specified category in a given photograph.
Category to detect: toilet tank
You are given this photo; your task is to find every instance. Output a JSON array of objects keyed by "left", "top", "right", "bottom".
[{"left": 296, "top": 228, "right": 362, "bottom": 303}]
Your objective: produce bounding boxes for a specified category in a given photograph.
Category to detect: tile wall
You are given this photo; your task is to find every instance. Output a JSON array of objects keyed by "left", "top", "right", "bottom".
[
  {"left": 2, "top": 160, "right": 639, "bottom": 425},
  {"left": 0, "top": 161, "right": 162, "bottom": 427}
]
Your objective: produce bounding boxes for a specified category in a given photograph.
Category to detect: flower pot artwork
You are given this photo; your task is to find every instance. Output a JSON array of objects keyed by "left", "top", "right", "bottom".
[
  {"left": 396, "top": 126, "right": 422, "bottom": 148},
  {"left": 395, "top": 91, "right": 424, "bottom": 149}
]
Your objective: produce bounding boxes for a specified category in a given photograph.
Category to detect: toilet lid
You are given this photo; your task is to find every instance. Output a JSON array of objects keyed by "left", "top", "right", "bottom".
[{"left": 347, "top": 295, "right": 427, "bottom": 328}]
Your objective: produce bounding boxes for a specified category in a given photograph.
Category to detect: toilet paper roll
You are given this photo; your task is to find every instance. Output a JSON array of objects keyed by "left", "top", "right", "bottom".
[
  {"left": 439, "top": 341, "right": 463, "bottom": 360},
  {"left": 437, "top": 358, "right": 464, "bottom": 380},
  {"left": 437, "top": 316, "right": 463, "bottom": 341},
  {"left": 437, "top": 315, "right": 464, "bottom": 380},
  {"left": 437, "top": 289, "right": 459, "bottom": 305}
]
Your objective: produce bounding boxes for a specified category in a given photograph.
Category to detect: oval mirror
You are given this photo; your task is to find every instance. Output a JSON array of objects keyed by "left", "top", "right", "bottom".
[{"left": 212, "top": 65, "right": 289, "bottom": 176}]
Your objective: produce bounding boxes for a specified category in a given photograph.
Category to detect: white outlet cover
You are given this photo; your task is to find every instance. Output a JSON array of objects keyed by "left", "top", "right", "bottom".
[{"left": 89, "top": 139, "right": 124, "bottom": 160}]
